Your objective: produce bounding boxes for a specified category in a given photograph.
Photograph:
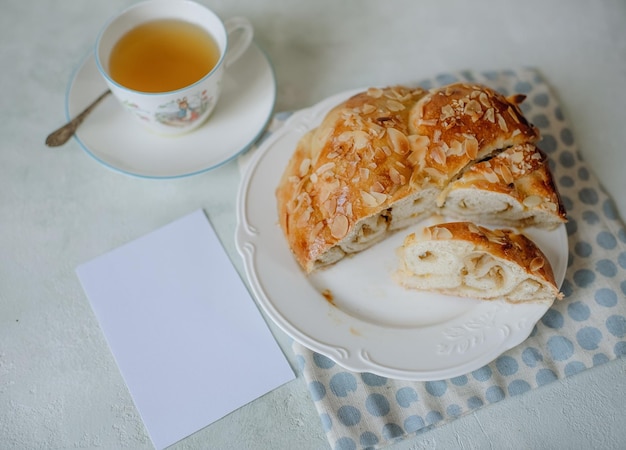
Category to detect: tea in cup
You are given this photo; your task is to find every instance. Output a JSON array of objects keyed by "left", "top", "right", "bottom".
[{"left": 95, "top": 0, "right": 253, "bottom": 135}]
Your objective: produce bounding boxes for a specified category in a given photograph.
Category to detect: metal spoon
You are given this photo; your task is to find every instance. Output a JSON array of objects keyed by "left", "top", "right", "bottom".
[{"left": 45, "top": 90, "right": 112, "bottom": 147}]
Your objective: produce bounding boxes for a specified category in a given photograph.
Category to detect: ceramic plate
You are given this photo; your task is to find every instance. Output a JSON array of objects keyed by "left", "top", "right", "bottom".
[
  {"left": 236, "top": 90, "right": 568, "bottom": 381},
  {"left": 66, "top": 43, "right": 275, "bottom": 178}
]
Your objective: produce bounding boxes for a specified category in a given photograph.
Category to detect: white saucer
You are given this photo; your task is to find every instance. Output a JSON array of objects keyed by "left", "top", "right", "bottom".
[{"left": 66, "top": 43, "right": 276, "bottom": 178}]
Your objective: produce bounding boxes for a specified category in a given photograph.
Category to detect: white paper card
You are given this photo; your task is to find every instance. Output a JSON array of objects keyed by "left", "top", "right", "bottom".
[{"left": 76, "top": 210, "right": 295, "bottom": 449}]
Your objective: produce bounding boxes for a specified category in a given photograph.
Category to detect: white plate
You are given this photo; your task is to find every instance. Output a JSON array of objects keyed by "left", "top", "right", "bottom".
[
  {"left": 236, "top": 90, "right": 568, "bottom": 381},
  {"left": 66, "top": 43, "right": 276, "bottom": 178}
]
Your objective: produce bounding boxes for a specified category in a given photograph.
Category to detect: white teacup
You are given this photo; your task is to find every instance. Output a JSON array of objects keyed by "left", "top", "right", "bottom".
[{"left": 95, "top": 0, "right": 253, "bottom": 135}]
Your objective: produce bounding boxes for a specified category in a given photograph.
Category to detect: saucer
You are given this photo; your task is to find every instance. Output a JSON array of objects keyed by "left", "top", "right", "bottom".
[{"left": 66, "top": 43, "right": 276, "bottom": 178}]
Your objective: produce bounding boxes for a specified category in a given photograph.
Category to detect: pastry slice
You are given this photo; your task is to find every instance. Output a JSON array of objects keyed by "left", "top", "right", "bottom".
[
  {"left": 394, "top": 222, "right": 563, "bottom": 304},
  {"left": 439, "top": 143, "right": 567, "bottom": 229}
]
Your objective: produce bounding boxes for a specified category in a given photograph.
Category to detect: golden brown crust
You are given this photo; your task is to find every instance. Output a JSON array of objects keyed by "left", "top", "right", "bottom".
[{"left": 276, "top": 83, "right": 557, "bottom": 273}]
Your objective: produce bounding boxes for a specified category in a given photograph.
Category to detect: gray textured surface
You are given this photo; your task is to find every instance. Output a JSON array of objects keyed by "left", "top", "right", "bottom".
[{"left": 2, "top": 0, "right": 625, "bottom": 449}]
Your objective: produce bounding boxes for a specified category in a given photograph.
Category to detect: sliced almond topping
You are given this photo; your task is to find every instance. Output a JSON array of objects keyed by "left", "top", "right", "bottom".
[
  {"left": 430, "top": 146, "right": 447, "bottom": 165},
  {"left": 529, "top": 257, "right": 545, "bottom": 272},
  {"left": 361, "top": 104, "right": 376, "bottom": 114},
  {"left": 467, "top": 223, "right": 482, "bottom": 234},
  {"left": 483, "top": 169, "right": 500, "bottom": 184},
  {"left": 507, "top": 106, "right": 521, "bottom": 123},
  {"left": 496, "top": 113, "right": 508, "bottom": 132},
  {"left": 316, "top": 162, "right": 336, "bottom": 176},
  {"left": 360, "top": 167, "right": 370, "bottom": 179},
  {"left": 440, "top": 104, "right": 455, "bottom": 120},
  {"left": 322, "top": 197, "right": 337, "bottom": 217},
  {"left": 298, "top": 158, "right": 311, "bottom": 177},
  {"left": 370, "top": 191, "right": 388, "bottom": 205},
  {"left": 387, "top": 128, "right": 410, "bottom": 155},
  {"left": 330, "top": 214, "right": 349, "bottom": 239},
  {"left": 432, "top": 226, "right": 453, "bottom": 240},
  {"left": 464, "top": 99, "right": 482, "bottom": 116},
  {"left": 448, "top": 139, "right": 464, "bottom": 156},
  {"left": 367, "top": 87, "right": 383, "bottom": 98},
  {"left": 478, "top": 92, "right": 492, "bottom": 108},
  {"left": 484, "top": 107, "right": 495, "bottom": 123},
  {"left": 389, "top": 167, "right": 402, "bottom": 185},
  {"left": 523, "top": 195, "right": 543, "bottom": 208},
  {"left": 497, "top": 164, "right": 514, "bottom": 184},
  {"left": 372, "top": 181, "right": 385, "bottom": 193},
  {"left": 464, "top": 137, "right": 479, "bottom": 160},
  {"left": 387, "top": 100, "right": 405, "bottom": 112}
]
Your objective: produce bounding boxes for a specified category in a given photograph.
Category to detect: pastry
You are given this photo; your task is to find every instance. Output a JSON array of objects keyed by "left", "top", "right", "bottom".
[
  {"left": 276, "top": 82, "right": 564, "bottom": 273},
  {"left": 394, "top": 222, "right": 563, "bottom": 304}
]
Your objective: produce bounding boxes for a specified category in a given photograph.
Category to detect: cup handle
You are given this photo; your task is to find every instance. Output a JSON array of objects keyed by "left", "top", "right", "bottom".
[{"left": 223, "top": 17, "right": 254, "bottom": 68}]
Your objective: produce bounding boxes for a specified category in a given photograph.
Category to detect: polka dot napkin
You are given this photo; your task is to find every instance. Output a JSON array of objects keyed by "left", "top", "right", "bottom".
[{"left": 279, "top": 69, "right": 625, "bottom": 450}]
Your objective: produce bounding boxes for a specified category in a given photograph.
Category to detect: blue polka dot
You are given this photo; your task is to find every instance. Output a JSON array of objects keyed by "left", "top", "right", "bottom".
[
  {"left": 619, "top": 228, "right": 626, "bottom": 243},
  {"left": 560, "top": 128, "right": 574, "bottom": 145},
  {"left": 622, "top": 281, "right": 626, "bottom": 297},
  {"left": 565, "top": 218, "right": 578, "bottom": 236},
  {"left": 485, "top": 386, "right": 505, "bottom": 403},
  {"left": 450, "top": 375, "right": 468, "bottom": 386},
  {"left": 337, "top": 405, "right": 361, "bottom": 427},
  {"left": 560, "top": 279, "right": 574, "bottom": 298},
  {"left": 532, "top": 114, "right": 550, "bottom": 129},
  {"left": 568, "top": 252, "right": 574, "bottom": 268},
  {"left": 573, "top": 269, "right": 595, "bottom": 288},
  {"left": 568, "top": 301, "right": 591, "bottom": 321},
  {"left": 562, "top": 196, "right": 575, "bottom": 214},
  {"left": 446, "top": 404, "right": 462, "bottom": 417},
  {"left": 559, "top": 151, "right": 576, "bottom": 168},
  {"left": 547, "top": 336, "right": 575, "bottom": 361},
  {"left": 606, "top": 315, "right": 626, "bottom": 338},
  {"left": 522, "top": 347, "right": 543, "bottom": 367},
  {"left": 396, "top": 387, "right": 418, "bottom": 408},
  {"left": 533, "top": 92, "right": 549, "bottom": 107},
  {"left": 296, "top": 355, "right": 305, "bottom": 372},
  {"left": 495, "top": 355, "right": 519, "bottom": 376},
  {"left": 576, "top": 327, "right": 603, "bottom": 350},
  {"left": 381, "top": 423, "right": 404, "bottom": 440},
  {"left": 603, "top": 199, "right": 620, "bottom": 220},
  {"left": 619, "top": 252, "right": 626, "bottom": 269},
  {"left": 578, "top": 166, "right": 590, "bottom": 180},
  {"left": 467, "top": 396, "right": 484, "bottom": 409},
  {"left": 579, "top": 188, "right": 599, "bottom": 205},
  {"left": 436, "top": 73, "right": 459, "bottom": 85},
  {"left": 329, "top": 372, "right": 357, "bottom": 397},
  {"left": 472, "top": 366, "right": 492, "bottom": 382},
  {"left": 574, "top": 241, "right": 592, "bottom": 258},
  {"left": 360, "top": 432, "right": 379, "bottom": 447},
  {"left": 425, "top": 380, "right": 447, "bottom": 397},
  {"left": 320, "top": 413, "right": 333, "bottom": 432},
  {"left": 593, "top": 353, "right": 610, "bottom": 366},
  {"left": 313, "top": 352, "right": 336, "bottom": 369},
  {"left": 564, "top": 361, "right": 586, "bottom": 377},
  {"left": 425, "top": 410, "right": 443, "bottom": 425},
  {"left": 361, "top": 372, "right": 387, "bottom": 387},
  {"left": 614, "top": 341, "right": 626, "bottom": 357},
  {"left": 559, "top": 175, "right": 575, "bottom": 187},
  {"left": 541, "top": 309, "right": 564, "bottom": 329},
  {"left": 582, "top": 211, "right": 600, "bottom": 225},
  {"left": 536, "top": 368, "right": 558, "bottom": 386},
  {"left": 597, "top": 231, "right": 617, "bottom": 249},
  {"left": 404, "top": 415, "right": 425, "bottom": 433},
  {"left": 309, "top": 381, "right": 326, "bottom": 401},
  {"left": 555, "top": 106, "right": 564, "bottom": 120},
  {"left": 515, "top": 81, "right": 533, "bottom": 93},
  {"left": 597, "top": 259, "right": 617, "bottom": 277},
  {"left": 538, "top": 134, "right": 557, "bottom": 153},
  {"left": 595, "top": 288, "right": 618, "bottom": 307},
  {"left": 335, "top": 437, "right": 356, "bottom": 450},
  {"left": 366, "top": 393, "right": 390, "bottom": 417},
  {"left": 508, "top": 379, "right": 531, "bottom": 396}
]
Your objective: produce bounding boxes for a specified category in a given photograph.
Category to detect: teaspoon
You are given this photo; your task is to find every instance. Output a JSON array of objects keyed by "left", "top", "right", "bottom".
[{"left": 45, "top": 90, "right": 112, "bottom": 147}]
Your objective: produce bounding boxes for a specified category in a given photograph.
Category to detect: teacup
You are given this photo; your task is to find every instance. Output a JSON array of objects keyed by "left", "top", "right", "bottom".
[{"left": 95, "top": 0, "right": 253, "bottom": 135}]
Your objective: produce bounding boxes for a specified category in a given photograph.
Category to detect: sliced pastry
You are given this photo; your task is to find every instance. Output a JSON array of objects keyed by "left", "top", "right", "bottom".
[
  {"left": 394, "top": 222, "right": 563, "bottom": 304},
  {"left": 439, "top": 143, "right": 567, "bottom": 229}
]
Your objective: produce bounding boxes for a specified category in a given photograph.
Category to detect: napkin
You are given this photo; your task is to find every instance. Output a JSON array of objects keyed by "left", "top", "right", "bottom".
[{"left": 243, "top": 68, "right": 626, "bottom": 450}]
